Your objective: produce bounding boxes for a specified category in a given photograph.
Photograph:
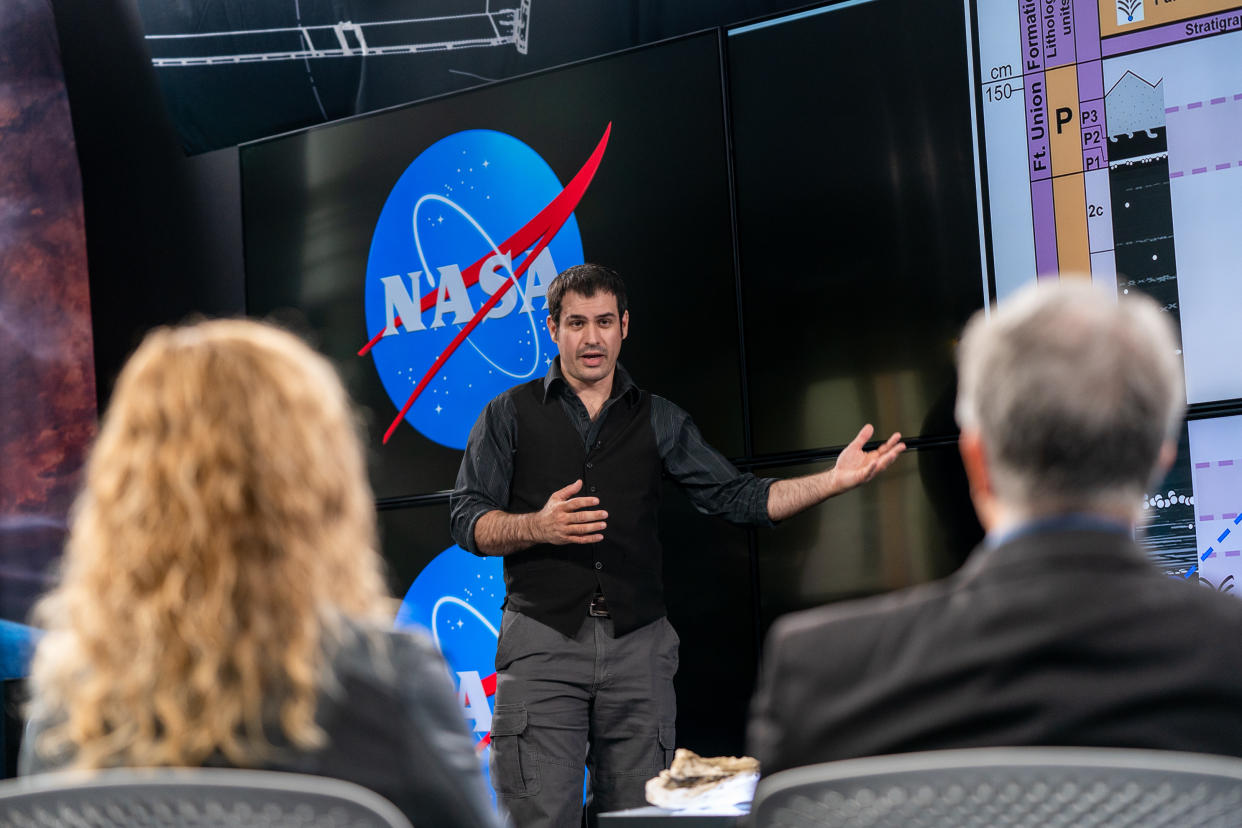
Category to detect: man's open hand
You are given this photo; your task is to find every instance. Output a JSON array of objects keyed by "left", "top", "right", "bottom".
[{"left": 830, "top": 424, "right": 906, "bottom": 492}]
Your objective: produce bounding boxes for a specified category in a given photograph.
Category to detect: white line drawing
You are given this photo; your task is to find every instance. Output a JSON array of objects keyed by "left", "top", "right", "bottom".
[
  {"left": 430, "top": 595, "right": 498, "bottom": 653},
  {"left": 145, "top": 0, "right": 531, "bottom": 67}
]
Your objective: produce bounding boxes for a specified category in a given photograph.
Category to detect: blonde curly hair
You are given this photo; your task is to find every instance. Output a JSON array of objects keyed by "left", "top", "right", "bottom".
[{"left": 28, "top": 319, "right": 390, "bottom": 769}]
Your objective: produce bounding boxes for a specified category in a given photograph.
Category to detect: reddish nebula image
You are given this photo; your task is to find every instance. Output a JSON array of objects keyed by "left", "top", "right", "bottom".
[{"left": 0, "top": 0, "right": 97, "bottom": 624}]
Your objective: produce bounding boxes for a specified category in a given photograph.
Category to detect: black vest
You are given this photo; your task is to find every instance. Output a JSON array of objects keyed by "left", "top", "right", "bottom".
[{"left": 504, "top": 377, "right": 664, "bottom": 637}]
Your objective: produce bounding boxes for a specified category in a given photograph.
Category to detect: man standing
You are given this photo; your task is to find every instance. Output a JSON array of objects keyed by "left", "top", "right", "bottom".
[
  {"left": 451, "top": 264, "right": 904, "bottom": 826},
  {"left": 748, "top": 282, "right": 1242, "bottom": 777}
]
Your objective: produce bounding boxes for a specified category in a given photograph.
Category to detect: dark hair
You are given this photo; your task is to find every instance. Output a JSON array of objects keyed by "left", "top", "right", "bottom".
[{"left": 546, "top": 264, "right": 628, "bottom": 324}]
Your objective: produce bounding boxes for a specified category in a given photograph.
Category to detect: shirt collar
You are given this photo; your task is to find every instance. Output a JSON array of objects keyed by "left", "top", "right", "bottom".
[
  {"left": 541, "top": 358, "right": 639, "bottom": 405},
  {"left": 986, "top": 512, "right": 1133, "bottom": 549},
  {"left": 955, "top": 512, "right": 1146, "bottom": 587}
]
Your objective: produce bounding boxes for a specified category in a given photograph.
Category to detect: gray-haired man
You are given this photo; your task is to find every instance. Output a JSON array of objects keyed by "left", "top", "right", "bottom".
[{"left": 748, "top": 282, "right": 1242, "bottom": 776}]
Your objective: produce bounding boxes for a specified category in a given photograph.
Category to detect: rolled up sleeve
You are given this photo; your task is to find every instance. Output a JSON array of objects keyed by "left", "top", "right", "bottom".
[{"left": 450, "top": 395, "right": 517, "bottom": 556}]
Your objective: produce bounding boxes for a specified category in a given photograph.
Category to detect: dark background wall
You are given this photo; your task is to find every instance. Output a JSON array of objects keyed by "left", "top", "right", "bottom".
[
  {"left": 36, "top": 0, "right": 829, "bottom": 763},
  {"left": 230, "top": 0, "right": 991, "bottom": 759},
  {"left": 38, "top": 0, "right": 980, "bottom": 762},
  {"left": 48, "top": 0, "right": 246, "bottom": 412},
  {"left": 49, "top": 0, "right": 824, "bottom": 413},
  {"left": 11, "top": 0, "right": 1242, "bottom": 779}
]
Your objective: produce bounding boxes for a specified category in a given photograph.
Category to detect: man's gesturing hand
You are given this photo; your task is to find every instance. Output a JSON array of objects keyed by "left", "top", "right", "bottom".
[
  {"left": 535, "top": 479, "right": 608, "bottom": 545},
  {"left": 830, "top": 424, "right": 906, "bottom": 492},
  {"left": 766, "top": 424, "right": 906, "bottom": 522}
]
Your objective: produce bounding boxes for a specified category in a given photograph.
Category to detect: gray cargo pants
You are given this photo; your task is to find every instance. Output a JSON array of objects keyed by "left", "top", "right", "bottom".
[{"left": 489, "top": 610, "right": 679, "bottom": 828}]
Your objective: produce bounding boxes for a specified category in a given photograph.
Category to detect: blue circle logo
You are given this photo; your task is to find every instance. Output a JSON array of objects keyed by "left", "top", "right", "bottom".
[
  {"left": 363, "top": 130, "right": 586, "bottom": 449},
  {"left": 396, "top": 546, "right": 504, "bottom": 802},
  {"left": 398, "top": 546, "right": 589, "bottom": 808},
  {"left": 395, "top": 545, "right": 504, "bottom": 680}
]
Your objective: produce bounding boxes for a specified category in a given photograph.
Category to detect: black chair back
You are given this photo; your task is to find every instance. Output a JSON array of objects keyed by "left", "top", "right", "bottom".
[
  {"left": 0, "top": 766, "right": 414, "bottom": 827},
  {"left": 752, "top": 747, "right": 1242, "bottom": 827}
]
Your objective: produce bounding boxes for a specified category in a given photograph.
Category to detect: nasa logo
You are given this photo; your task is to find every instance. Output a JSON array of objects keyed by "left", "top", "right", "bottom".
[
  {"left": 362, "top": 127, "right": 610, "bottom": 448},
  {"left": 395, "top": 546, "right": 504, "bottom": 798},
  {"left": 397, "top": 546, "right": 590, "bottom": 807}
]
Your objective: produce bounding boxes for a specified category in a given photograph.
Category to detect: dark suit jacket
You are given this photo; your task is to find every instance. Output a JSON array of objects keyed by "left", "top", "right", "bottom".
[{"left": 747, "top": 528, "right": 1242, "bottom": 776}]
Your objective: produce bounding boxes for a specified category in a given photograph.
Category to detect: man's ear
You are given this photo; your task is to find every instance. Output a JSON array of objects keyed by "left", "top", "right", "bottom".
[
  {"left": 959, "top": 428, "right": 998, "bottom": 531},
  {"left": 1154, "top": 440, "right": 1177, "bottom": 482},
  {"left": 546, "top": 314, "right": 558, "bottom": 343},
  {"left": 620, "top": 310, "right": 629, "bottom": 340},
  {"left": 959, "top": 429, "right": 988, "bottom": 491}
]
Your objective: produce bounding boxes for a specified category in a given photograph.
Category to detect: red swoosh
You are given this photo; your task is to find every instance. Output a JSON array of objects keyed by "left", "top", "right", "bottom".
[
  {"left": 359, "top": 124, "right": 612, "bottom": 444},
  {"left": 475, "top": 671, "right": 498, "bottom": 753}
]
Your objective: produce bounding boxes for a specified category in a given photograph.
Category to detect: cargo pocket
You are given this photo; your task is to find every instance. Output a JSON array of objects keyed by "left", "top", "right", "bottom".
[
  {"left": 658, "top": 723, "right": 677, "bottom": 769},
  {"left": 657, "top": 618, "right": 680, "bottom": 678},
  {"left": 489, "top": 704, "right": 540, "bottom": 797}
]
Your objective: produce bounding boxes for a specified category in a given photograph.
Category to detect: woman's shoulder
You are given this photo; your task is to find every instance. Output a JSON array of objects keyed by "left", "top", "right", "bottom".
[
  {"left": 332, "top": 615, "right": 438, "bottom": 654},
  {"left": 327, "top": 618, "right": 451, "bottom": 690}
]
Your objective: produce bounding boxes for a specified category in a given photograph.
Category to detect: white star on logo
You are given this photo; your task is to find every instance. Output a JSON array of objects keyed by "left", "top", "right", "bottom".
[
  {"left": 435, "top": 404, "right": 443, "bottom": 414},
  {"left": 482, "top": 160, "right": 489, "bottom": 167}
]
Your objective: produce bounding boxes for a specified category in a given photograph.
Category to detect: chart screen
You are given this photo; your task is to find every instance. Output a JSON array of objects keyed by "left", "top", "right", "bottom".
[
  {"left": 1142, "top": 414, "right": 1242, "bottom": 591},
  {"left": 975, "top": 0, "right": 1242, "bottom": 405}
]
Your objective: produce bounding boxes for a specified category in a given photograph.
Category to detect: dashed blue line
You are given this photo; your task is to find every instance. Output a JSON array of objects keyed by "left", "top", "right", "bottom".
[
  {"left": 1184, "top": 520, "right": 1242, "bottom": 577},
  {"left": 1181, "top": 511, "right": 1242, "bottom": 578}
]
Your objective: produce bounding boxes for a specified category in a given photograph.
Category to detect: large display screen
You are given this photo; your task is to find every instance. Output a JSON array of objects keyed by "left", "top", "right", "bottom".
[
  {"left": 728, "top": 0, "right": 988, "bottom": 456},
  {"left": 753, "top": 443, "right": 983, "bottom": 632},
  {"left": 1186, "top": 415, "right": 1242, "bottom": 592},
  {"left": 658, "top": 482, "right": 757, "bottom": 758},
  {"left": 974, "top": 0, "right": 1242, "bottom": 406},
  {"left": 1140, "top": 414, "right": 1242, "bottom": 592},
  {"left": 243, "top": 32, "right": 743, "bottom": 500},
  {"left": 971, "top": 0, "right": 1242, "bottom": 589}
]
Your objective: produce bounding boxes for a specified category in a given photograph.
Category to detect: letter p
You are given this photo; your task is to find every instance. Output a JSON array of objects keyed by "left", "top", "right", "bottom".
[{"left": 1055, "top": 107, "right": 1073, "bottom": 134}]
